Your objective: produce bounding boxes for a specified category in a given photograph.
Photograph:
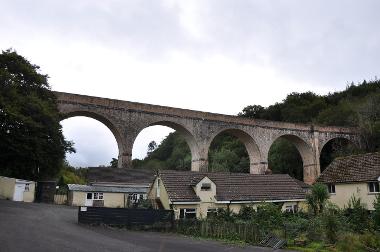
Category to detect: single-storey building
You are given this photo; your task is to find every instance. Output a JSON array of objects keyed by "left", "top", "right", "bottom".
[
  {"left": 0, "top": 176, "right": 36, "bottom": 202},
  {"left": 317, "top": 152, "right": 380, "bottom": 210},
  {"left": 67, "top": 184, "right": 148, "bottom": 207},
  {"left": 149, "top": 170, "right": 308, "bottom": 219},
  {"left": 67, "top": 167, "right": 155, "bottom": 207}
]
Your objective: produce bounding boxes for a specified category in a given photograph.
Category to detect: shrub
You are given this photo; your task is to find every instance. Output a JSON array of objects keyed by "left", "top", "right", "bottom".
[
  {"left": 306, "top": 183, "right": 329, "bottom": 215},
  {"left": 321, "top": 203, "right": 345, "bottom": 243},
  {"left": 254, "top": 203, "right": 283, "bottom": 231},
  {"left": 336, "top": 232, "right": 380, "bottom": 252},
  {"left": 237, "top": 205, "right": 256, "bottom": 220},
  {"left": 344, "top": 195, "right": 370, "bottom": 233},
  {"left": 373, "top": 194, "right": 380, "bottom": 231}
]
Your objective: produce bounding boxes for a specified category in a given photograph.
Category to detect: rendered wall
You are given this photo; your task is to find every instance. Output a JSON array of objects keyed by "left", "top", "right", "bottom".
[
  {"left": 0, "top": 176, "right": 16, "bottom": 200},
  {"left": 22, "top": 182, "right": 36, "bottom": 202},
  {"left": 328, "top": 182, "right": 379, "bottom": 210},
  {"left": 103, "top": 193, "right": 124, "bottom": 208},
  {"left": 71, "top": 191, "right": 86, "bottom": 206}
]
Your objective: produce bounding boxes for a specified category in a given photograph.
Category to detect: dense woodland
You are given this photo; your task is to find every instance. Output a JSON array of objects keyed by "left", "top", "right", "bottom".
[{"left": 134, "top": 80, "right": 380, "bottom": 181}]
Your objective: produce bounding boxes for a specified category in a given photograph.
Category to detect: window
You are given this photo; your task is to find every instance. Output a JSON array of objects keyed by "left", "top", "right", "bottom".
[
  {"left": 368, "top": 182, "right": 380, "bottom": 193},
  {"left": 156, "top": 179, "right": 160, "bottom": 197},
  {"left": 285, "top": 205, "right": 298, "bottom": 213},
  {"left": 24, "top": 184, "right": 30, "bottom": 192},
  {"left": 207, "top": 208, "right": 217, "bottom": 217},
  {"left": 139, "top": 194, "right": 144, "bottom": 200},
  {"left": 93, "top": 193, "right": 103, "bottom": 200},
  {"left": 201, "top": 183, "right": 211, "bottom": 191},
  {"left": 86, "top": 193, "right": 92, "bottom": 199},
  {"left": 179, "top": 208, "right": 196, "bottom": 219},
  {"left": 328, "top": 184, "right": 336, "bottom": 194}
]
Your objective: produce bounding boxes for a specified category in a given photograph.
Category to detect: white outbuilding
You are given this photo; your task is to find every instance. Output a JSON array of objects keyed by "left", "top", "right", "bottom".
[{"left": 0, "top": 176, "right": 36, "bottom": 202}]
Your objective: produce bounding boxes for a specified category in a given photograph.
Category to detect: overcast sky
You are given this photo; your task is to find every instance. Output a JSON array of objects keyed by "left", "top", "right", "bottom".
[{"left": 1, "top": 0, "right": 379, "bottom": 167}]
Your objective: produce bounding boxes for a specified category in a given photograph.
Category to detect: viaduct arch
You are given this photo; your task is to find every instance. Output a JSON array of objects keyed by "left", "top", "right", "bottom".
[{"left": 56, "top": 91, "right": 360, "bottom": 184}]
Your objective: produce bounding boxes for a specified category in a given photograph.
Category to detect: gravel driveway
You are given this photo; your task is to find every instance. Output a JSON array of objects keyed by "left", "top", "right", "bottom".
[{"left": 0, "top": 200, "right": 290, "bottom": 252}]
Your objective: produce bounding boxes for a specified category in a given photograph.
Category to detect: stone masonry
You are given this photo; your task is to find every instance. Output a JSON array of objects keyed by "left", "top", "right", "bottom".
[{"left": 55, "top": 91, "right": 360, "bottom": 184}]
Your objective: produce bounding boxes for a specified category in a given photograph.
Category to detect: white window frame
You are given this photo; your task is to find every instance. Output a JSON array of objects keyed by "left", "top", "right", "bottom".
[
  {"left": 206, "top": 208, "right": 217, "bottom": 217},
  {"left": 368, "top": 182, "right": 380, "bottom": 193},
  {"left": 179, "top": 208, "right": 197, "bottom": 219},
  {"left": 328, "top": 184, "right": 336, "bottom": 194},
  {"left": 93, "top": 192, "right": 104, "bottom": 200}
]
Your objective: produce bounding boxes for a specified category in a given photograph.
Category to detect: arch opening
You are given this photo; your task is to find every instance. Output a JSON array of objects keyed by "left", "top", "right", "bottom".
[
  {"left": 268, "top": 135, "right": 314, "bottom": 182},
  {"left": 320, "top": 137, "right": 359, "bottom": 172},
  {"left": 60, "top": 115, "right": 119, "bottom": 168},
  {"left": 131, "top": 122, "right": 198, "bottom": 171},
  {"left": 207, "top": 129, "right": 261, "bottom": 173}
]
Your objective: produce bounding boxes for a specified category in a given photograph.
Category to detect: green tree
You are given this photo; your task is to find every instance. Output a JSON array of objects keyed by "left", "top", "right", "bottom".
[
  {"left": 306, "top": 183, "right": 330, "bottom": 215},
  {"left": 110, "top": 158, "right": 118, "bottom": 168},
  {"left": 356, "top": 94, "right": 380, "bottom": 152},
  {"left": 0, "top": 49, "right": 74, "bottom": 180},
  {"left": 147, "top": 141, "right": 157, "bottom": 156}
]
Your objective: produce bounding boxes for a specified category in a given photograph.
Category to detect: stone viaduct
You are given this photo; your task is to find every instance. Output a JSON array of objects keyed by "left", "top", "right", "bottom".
[{"left": 55, "top": 91, "right": 360, "bottom": 184}]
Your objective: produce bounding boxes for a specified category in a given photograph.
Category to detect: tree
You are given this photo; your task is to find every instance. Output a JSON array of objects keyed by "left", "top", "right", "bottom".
[
  {"left": 110, "top": 158, "right": 118, "bottom": 168},
  {"left": 306, "top": 183, "right": 330, "bottom": 215},
  {"left": 147, "top": 141, "right": 157, "bottom": 156},
  {"left": 356, "top": 94, "right": 380, "bottom": 151},
  {"left": 0, "top": 49, "right": 74, "bottom": 180}
]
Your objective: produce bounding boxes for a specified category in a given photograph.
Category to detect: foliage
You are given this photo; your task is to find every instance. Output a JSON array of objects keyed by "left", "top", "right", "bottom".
[
  {"left": 134, "top": 132, "right": 191, "bottom": 170},
  {"left": 336, "top": 232, "right": 380, "bottom": 252},
  {"left": 110, "top": 158, "right": 118, "bottom": 168},
  {"left": 255, "top": 203, "right": 284, "bottom": 230},
  {"left": 373, "top": 194, "right": 380, "bottom": 231},
  {"left": 208, "top": 133, "right": 249, "bottom": 173},
  {"left": 344, "top": 195, "right": 370, "bottom": 233},
  {"left": 0, "top": 49, "right": 74, "bottom": 180},
  {"left": 268, "top": 138, "right": 303, "bottom": 179},
  {"left": 56, "top": 160, "right": 87, "bottom": 193},
  {"left": 306, "top": 183, "right": 330, "bottom": 215}
]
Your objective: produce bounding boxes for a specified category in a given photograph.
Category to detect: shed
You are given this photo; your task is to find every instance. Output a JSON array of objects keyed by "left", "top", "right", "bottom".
[{"left": 0, "top": 176, "right": 36, "bottom": 202}]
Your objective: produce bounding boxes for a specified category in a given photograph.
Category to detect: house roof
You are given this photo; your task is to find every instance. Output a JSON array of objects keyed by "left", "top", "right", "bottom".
[
  {"left": 67, "top": 184, "right": 148, "bottom": 194},
  {"left": 87, "top": 167, "right": 155, "bottom": 185},
  {"left": 159, "top": 170, "right": 307, "bottom": 203},
  {"left": 317, "top": 152, "right": 380, "bottom": 184}
]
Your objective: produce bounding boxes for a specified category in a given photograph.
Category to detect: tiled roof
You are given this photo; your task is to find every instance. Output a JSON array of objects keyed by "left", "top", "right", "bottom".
[
  {"left": 317, "top": 152, "right": 380, "bottom": 184},
  {"left": 67, "top": 184, "right": 148, "bottom": 194},
  {"left": 159, "top": 170, "right": 307, "bottom": 203},
  {"left": 87, "top": 167, "right": 155, "bottom": 185}
]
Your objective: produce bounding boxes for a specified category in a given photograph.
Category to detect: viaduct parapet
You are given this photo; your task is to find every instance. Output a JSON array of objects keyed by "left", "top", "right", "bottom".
[{"left": 55, "top": 91, "right": 360, "bottom": 184}]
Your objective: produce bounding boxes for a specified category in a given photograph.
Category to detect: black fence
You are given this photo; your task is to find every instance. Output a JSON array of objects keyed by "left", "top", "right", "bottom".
[{"left": 78, "top": 207, "right": 174, "bottom": 228}]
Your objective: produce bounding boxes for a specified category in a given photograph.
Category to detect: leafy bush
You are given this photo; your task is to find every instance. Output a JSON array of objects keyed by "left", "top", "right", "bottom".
[
  {"left": 344, "top": 195, "right": 370, "bottom": 233},
  {"left": 373, "top": 194, "right": 380, "bottom": 231},
  {"left": 306, "top": 183, "right": 330, "bottom": 215},
  {"left": 336, "top": 232, "right": 380, "bottom": 252}
]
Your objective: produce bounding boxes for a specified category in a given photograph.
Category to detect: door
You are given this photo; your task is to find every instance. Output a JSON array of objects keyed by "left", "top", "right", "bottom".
[
  {"left": 13, "top": 183, "right": 25, "bottom": 201},
  {"left": 85, "top": 193, "right": 93, "bottom": 206}
]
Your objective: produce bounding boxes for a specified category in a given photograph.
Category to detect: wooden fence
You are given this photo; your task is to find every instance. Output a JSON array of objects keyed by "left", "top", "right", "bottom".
[
  {"left": 174, "top": 220, "right": 264, "bottom": 244},
  {"left": 54, "top": 194, "right": 67, "bottom": 205},
  {"left": 78, "top": 207, "right": 174, "bottom": 228}
]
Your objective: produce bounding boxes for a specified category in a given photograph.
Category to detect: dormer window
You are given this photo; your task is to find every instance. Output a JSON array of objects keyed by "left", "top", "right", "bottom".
[{"left": 201, "top": 183, "right": 211, "bottom": 191}]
